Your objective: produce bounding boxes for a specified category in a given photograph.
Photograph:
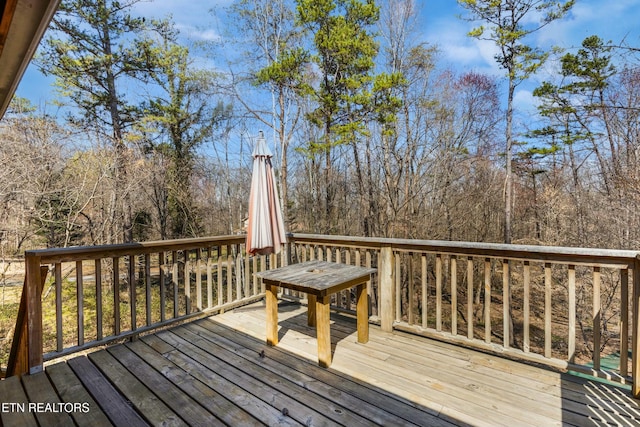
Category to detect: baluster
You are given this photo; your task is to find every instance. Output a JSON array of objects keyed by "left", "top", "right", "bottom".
[
  {"left": 408, "top": 255, "right": 414, "bottom": 325},
  {"left": 367, "top": 250, "right": 373, "bottom": 317},
  {"left": 196, "top": 248, "right": 203, "bottom": 311},
  {"left": 236, "top": 246, "right": 242, "bottom": 300},
  {"left": 185, "top": 250, "right": 191, "bottom": 315},
  {"left": 95, "top": 259, "right": 103, "bottom": 341},
  {"left": 568, "top": 265, "right": 576, "bottom": 363},
  {"left": 621, "top": 268, "right": 629, "bottom": 377},
  {"left": 207, "top": 248, "right": 213, "bottom": 308},
  {"left": 422, "top": 254, "right": 428, "bottom": 329},
  {"left": 142, "top": 254, "right": 150, "bottom": 325},
  {"left": 395, "top": 253, "right": 401, "bottom": 323},
  {"left": 55, "top": 263, "right": 63, "bottom": 352},
  {"left": 227, "top": 252, "right": 233, "bottom": 302},
  {"left": 436, "top": 254, "right": 442, "bottom": 332},
  {"left": 259, "top": 254, "right": 266, "bottom": 294},
  {"left": 129, "top": 255, "right": 136, "bottom": 331},
  {"left": 217, "top": 248, "right": 224, "bottom": 306},
  {"left": 244, "top": 246, "right": 250, "bottom": 298},
  {"left": 451, "top": 255, "right": 457, "bottom": 336},
  {"left": 113, "top": 257, "right": 121, "bottom": 336},
  {"left": 172, "top": 251, "right": 179, "bottom": 319},
  {"left": 346, "top": 250, "right": 352, "bottom": 310},
  {"left": 252, "top": 255, "right": 258, "bottom": 296},
  {"left": 335, "top": 248, "right": 348, "bottom": 308},
  {"left": 484, "top": 258, "right": 491, "bottom": 344},
  {"left": 523, "top": 261, "right": 530, "bottom": 353},
  {"left": 593, "top": 266, "right": 601, "bottom": 370},
  {"left": 159, "top": 252, "right": 166, "bottom": 322},
  {"left": 467, "top": 257, "right": 473, "bottom": 340},
  {"left": 76, "top": 261, "right": 84, "bottom": 346},
  {"left": 545, "top": 263, "right": 552, "bottom": 358},
  {"left": 503, "top": 259, "right": 509, "bottom": 348}
]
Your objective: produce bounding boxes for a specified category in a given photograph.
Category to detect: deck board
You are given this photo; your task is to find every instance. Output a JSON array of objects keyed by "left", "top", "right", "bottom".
[
  {"left": 1, "top": 300, "right": 639, "bottom": 426},
  {"left": 0, "top": 375, "right": 38, "bottom": 427},
  {"left": 46, "top": 362, "right": 113, "bottom": 427},
  {"left": 21, "top": 370, "right": 76, "bottom": 427},
  {"left": 88, "top": 349, "right": 185, "bottom": 426},
  {"left": 66, "top": 355, "right": 148, "bottom": 427}
]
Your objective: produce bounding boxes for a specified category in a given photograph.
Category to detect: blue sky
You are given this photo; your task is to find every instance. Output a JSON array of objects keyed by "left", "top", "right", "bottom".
[{"left": 16, "top": 0, "right": 640, "bottom": 117}]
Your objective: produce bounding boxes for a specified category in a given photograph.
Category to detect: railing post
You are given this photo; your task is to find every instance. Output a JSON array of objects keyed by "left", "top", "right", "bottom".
[
  {"left": 633, "top": 257, "right": 640, "bottom": 398},
  {"left": 379, "top": 245, "right": 395, "bottom": 333},
  {"left": 26, "top": 254, "right": 44, "bottom": 374}
]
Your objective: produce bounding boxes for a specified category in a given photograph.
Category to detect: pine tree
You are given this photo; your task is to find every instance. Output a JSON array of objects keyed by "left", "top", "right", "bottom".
[{"left": 38, "top": 0, "right": 157, "bottom": 243}]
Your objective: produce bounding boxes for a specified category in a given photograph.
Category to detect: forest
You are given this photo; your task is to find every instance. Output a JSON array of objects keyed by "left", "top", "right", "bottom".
[{"left": 1, "top": 0, "right": 639, "bottom": 266}]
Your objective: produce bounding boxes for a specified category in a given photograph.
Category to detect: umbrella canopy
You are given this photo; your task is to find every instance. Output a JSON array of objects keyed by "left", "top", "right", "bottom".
[{"left": 246, "top": 132, "right": 287, "bottom": 255}]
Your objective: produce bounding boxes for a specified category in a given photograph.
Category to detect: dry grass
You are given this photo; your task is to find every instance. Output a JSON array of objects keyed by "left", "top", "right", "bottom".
[{"left": 0, "top": 285, "right": 22, "bottom": 374}]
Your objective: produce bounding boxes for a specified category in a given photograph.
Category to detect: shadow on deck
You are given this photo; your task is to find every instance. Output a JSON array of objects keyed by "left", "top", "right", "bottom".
[{"left": 1, "top": 301, "right": 639, "bottom": 427}]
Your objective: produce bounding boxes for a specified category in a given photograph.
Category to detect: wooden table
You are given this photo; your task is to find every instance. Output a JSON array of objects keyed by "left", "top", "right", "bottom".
[{"left": 255, "top": 260, "right": 376, "bottom": 367}]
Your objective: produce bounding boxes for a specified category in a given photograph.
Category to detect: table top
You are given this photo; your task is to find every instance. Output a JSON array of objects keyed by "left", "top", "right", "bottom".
[{"left": 255, "top": 260, "right": 376, "bottom": 296}]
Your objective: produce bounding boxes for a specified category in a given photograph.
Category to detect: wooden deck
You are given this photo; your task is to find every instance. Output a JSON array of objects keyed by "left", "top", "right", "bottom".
[{"left": 1, "top": 301, "right": 640, "bottom": 427}]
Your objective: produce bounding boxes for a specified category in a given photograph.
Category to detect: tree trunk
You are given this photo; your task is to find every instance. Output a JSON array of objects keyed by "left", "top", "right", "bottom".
[
  {"left": 504, "top": 76, "right": 515, "bottom": 346},
  {"left": 102, "top": 16, "right": 132, "bottom": 243}
]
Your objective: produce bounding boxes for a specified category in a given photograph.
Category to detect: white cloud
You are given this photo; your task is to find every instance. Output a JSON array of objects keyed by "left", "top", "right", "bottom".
[
  {"left": 131, "top": 0, "right": 232, "bottom": 20},
  {"left": 130, "top": 0, "right": 230, "bottom": 42},
  {"left": 536, "top": 0, "right": 640, "bottom": 48},
  {"left": 425, "top": 0, "right": 640, "bottom": 80},
  {"left": 423, "top": 14, "right": 504, "bottom": 77},
  {"left": 514, "top": 88, "right": 538, "bottom": 115},
  {"left": 473, "top": 38, "right": 502, "bottom": 75},
  {"left": 176, "top": 25, "right": 222, "bottom": 42}
]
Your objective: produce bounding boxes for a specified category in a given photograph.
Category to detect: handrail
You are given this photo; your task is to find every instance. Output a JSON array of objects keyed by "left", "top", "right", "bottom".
[
  {"left": 25, "top": 235, "right": 252, "bottom": 263},
  {"left": 289, "top": 233, "right": 640, "bottom": 266}
]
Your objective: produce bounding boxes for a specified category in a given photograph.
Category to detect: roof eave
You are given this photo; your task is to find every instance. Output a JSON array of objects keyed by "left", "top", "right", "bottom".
[{"left": 0, "top": 0, "right": 60, "bottom": 119}]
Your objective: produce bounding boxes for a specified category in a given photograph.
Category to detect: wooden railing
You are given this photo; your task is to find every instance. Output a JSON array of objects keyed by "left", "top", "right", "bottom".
[
  {"left": 7, "top": 233, "right": 640, "bottom": 398},
  {"left": 287, "top": 234, "right": 640, "bottom": 398},
  {"left": 7, "top": 235, "right": 285, "bottom": 376}
]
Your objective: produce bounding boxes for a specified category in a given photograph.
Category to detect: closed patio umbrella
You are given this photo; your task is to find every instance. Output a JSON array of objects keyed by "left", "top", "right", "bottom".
[{"left": 246, "top": 131, "right": 287, "bottom": 255}]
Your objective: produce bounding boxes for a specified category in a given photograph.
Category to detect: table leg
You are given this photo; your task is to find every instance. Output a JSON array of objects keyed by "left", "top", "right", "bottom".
[
  {"left": 316, "top": 295, "right": 331, "bottom": 367},
  {"left": 266, "top": 283, "right": 278, "bottom": 346},
  {"left": 307, "top": 294, "right": 317, "bottom": 327},
  {"left": 356, "top": 283, "right": 369, "bottom": 343}
]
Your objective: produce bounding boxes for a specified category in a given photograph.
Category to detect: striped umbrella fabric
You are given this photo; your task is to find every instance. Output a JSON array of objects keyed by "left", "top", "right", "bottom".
[{"left": 246, "top": 132, "right": 287, "bottom": 255}]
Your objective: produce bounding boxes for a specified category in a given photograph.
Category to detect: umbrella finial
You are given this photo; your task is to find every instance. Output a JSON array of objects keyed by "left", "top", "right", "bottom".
[{"left": 253, "top": 130, "right": 272, "bottom": 157}]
